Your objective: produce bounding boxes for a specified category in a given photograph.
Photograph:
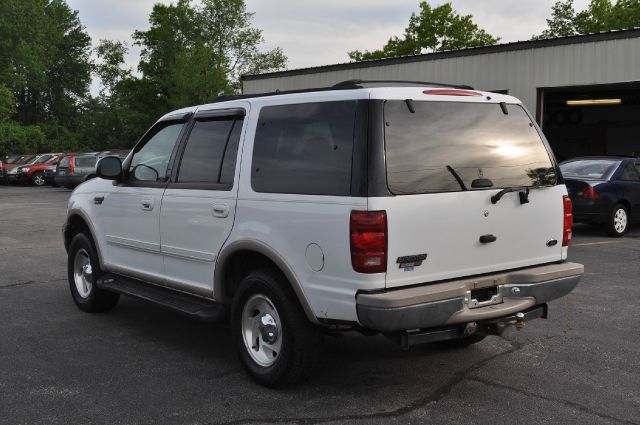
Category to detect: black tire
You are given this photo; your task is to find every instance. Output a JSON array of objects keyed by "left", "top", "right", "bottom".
[
  {"left": 67, "top": 233, "right": 119, "bottom": 312},
  {"left": 439, "top": 334, "right": 486, "bottom": 348},
  {"left": 606, "top": 204, "right": 629, "bottom": 237},
  {"left": 31, "top": 171, "right": 45, "bottom": 186},
  {"left": 231, "top": 268, "right": 322, "bottom": 388}
]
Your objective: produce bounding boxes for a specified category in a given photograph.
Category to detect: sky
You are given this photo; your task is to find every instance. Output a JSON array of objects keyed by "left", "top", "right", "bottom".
[{"left": 67, "top": 0, "right": 592, "bottom": 88}]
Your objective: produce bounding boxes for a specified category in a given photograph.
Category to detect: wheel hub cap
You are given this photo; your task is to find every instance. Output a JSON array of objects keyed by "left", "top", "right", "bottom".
[
  {"left": 73, "top": 249, "right": 93, "bottom": 299},
  {"left": 241, "top": 294, "right": 282, "bottom": 367},
  {"left": 614, "top": 209, "right": 627, "bottom": 233}
]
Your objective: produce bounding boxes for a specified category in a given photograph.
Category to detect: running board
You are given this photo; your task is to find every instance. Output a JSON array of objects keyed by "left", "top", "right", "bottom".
[{"left": 96, "top": 274, "right": 227, "bottom": 322}]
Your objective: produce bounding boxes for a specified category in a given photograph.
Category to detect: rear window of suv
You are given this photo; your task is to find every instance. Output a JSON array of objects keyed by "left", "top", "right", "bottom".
[{"left": 384, "top": 101, "right": 557, "bottom": 195}]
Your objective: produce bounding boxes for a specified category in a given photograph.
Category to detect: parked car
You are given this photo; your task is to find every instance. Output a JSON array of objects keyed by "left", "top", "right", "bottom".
[
  {"left": 561, "top": 156, "right": 640, "bottom": 236},
  {"left": 1, "top": 154, "right": 36, "bottom": 183},
  {"left": 63, "top": 81, "right": 583, "bottom": 387},
  {"left": 5, "top": 154, "right": 44, "bottom": 184},
  {"left": 43, "top": 164, "right": 59, "bottom": 186},
  {"left": 55, "top": 151, "right": 128, "bottom": 189},
  {"left": 15, "top": 153, "right": 61, "bottom": 186}
]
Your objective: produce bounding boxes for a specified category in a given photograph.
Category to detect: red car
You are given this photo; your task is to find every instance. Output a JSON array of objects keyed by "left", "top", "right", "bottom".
[
  {"left": 1, "top": 154, "right": 36, "bottom": 183},
  {"left": 15, "top": 153, "right": 66, "bottom": 186}
]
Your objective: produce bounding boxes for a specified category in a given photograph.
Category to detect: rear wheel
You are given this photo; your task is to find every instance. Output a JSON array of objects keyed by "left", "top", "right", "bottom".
[
  {"left": 31, "top": 172, "right": 45, "bottom": 186},
  {"left": 67, "top": 233, "right": 119, "bottom": 312},
  {"left": 606, "top": 204, "right": 628, "bottom": 237},
  {"left": 231, "top": 268, "right": 322, "bottom": 388}
]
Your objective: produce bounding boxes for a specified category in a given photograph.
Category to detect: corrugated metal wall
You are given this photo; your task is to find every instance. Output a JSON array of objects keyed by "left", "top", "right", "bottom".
[{"left": 242, "top": 37, "right": 640, "bottom": 114}]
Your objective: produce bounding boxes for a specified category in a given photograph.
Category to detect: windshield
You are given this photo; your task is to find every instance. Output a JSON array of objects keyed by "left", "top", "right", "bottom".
[
  {"left": 560, "top": 159, "right": 619, "bottom": 179},
  {"left": 5, "top": 154, "right": 22, "bottom": 163},
  {"left": 34, "top": 155, "right": 53, "bottom": 164},
  {"left": 384, "top": 101, "right": 557, "bottom": 195}
]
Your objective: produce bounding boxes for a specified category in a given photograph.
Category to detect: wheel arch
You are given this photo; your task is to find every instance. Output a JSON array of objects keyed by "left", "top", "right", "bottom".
[
  {"left": 64, "top": 209, "right": 105, "bottom": 269},
  {"left": 214, "top": 240, "right": 319, "bottom": 324}
]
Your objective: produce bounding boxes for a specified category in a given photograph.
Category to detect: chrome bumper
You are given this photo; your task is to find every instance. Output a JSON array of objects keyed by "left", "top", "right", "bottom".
[{"left": 356, "top": 262, "right": 583, "bottom": 332}]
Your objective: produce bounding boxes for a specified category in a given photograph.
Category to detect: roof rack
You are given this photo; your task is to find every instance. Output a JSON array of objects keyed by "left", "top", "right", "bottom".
[
  {"left": 209, "top": 79, "right": 473, "bottom": 103},
  {"left": 332, "top": 79, "right": 474, "bottom": 90}
]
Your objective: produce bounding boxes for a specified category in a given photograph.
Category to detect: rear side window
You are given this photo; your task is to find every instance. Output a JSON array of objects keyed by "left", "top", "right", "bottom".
[
  {"left": 74, "top": 156, "right": 97, "bottom": 168},
  {"left": 384, "top": 101, "right": 557, "bottom": 194},
  {"left": 177, "top": 118, "right": 243, "bottom": 186},
  {"left": 251, "top": 101, "right": 357, "bottom": 196},
  {"left": 620, "top": 163, "right": 640, "bottom": 181}
]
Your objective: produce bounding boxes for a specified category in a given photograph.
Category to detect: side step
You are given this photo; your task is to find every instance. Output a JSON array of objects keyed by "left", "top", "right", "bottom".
[{"left": 96, "top": 274, "right": 228, "bottom": 322}]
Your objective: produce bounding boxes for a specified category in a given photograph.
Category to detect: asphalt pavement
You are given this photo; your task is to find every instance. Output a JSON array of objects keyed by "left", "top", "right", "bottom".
[{"left": 1, "top": 185, "right": 639, "bottom": 425}]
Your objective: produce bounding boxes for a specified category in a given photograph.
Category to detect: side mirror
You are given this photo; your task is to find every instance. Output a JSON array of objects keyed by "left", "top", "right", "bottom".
[{"left": 96, "top": 156, "right": 122, "bottom": 180}]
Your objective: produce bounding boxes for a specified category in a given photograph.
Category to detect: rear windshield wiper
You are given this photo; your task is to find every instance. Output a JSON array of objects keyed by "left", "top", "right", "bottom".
[
  {"left": 446, "top": 165, "right": 467, "bottom": 191},
  {"left": 491, "top": 186, "right": 530, "bottom": 204}
]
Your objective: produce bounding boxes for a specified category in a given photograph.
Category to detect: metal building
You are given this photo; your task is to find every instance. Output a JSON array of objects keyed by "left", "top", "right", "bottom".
[{"left": 242, "top": 29, "right": 640, "bottom": 160}]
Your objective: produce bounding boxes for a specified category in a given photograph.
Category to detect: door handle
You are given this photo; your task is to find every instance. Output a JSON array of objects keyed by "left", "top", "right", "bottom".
[
  {"left": 212, "top": 204, "right": 229, "bottom": 218},
  {"left": 479, "top": 234, "right": 497, "bottom": 244},
  {"left": 140, "top": 198, "right": 154, "bottom": 211}
]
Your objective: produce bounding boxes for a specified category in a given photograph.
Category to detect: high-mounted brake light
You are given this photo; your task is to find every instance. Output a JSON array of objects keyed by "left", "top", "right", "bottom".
[
  {"left": 350, "top": 211, "right": 387, "bottom": 273},
  {"left": 563, "top": 196, "right": 573, "bottom": 247},
  {"left": 423, "top": 89, "right": 483, "bottom": 97}
]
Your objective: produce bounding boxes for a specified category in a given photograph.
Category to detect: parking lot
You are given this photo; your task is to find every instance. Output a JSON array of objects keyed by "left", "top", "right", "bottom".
[{"left": 1, "top": 185, "right": 639, "bottom": 425}]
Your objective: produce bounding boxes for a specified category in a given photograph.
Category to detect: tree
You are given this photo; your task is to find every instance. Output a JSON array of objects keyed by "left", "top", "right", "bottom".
[
  {"left": 94, "top": 40, "right": 132, "bottom": 96},
  {"left": 349, "top": 2, "right": 499, "bottom": 61},
  {"left": 133, "top": 0, "right": 286, "bottom": 111},
  {"left": 533, "top": 0, "right": 577, "bottom": 39},
  {"left": 535, "top": 0, "right": 640, "bottom": 39}
]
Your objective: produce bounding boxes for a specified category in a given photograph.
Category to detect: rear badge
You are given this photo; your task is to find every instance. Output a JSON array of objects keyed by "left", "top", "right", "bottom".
[{"left": 397, "top": 254, "right": 427, "bottom": 271}]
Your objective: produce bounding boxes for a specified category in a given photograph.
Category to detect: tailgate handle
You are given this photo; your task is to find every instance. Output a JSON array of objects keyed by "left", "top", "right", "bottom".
[{"left": 479, "top": 234, "right": 497, "bottom": 244}]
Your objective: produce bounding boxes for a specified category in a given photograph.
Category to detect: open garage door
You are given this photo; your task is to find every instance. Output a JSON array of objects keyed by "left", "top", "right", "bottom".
[{"left": 540, "top": 82, "right": 640, "bottom": 162}]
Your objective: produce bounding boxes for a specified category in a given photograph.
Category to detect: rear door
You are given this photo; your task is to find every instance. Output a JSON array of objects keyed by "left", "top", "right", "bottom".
[
  {"left": 371, "top": 99, "right": 565, "bottom": 288},
  {"left": 159, "top": 106, "right": 246, "bottom": 296}
]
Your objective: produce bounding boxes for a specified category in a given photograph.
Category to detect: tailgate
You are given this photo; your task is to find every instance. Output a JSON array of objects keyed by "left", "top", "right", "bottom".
[
  {"left": 370, "top": 186, "right": 566, "bottom": 288},
  {"left": 377, "top": 97, "right": 564, "bottom": 289}
]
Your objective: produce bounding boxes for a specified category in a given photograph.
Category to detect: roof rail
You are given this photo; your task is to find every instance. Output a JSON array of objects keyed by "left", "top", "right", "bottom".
[
  {"left": 209, "top": 79, "right": 473, "bottom": 103},
  {"left": 332, "top": 79, "right": 474, "bottom": 90}
]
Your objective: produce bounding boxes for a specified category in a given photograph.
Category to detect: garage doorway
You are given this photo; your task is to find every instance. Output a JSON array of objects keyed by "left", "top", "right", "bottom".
[{"left": 540, "top": 82, "right": 640, "bottom": 162}]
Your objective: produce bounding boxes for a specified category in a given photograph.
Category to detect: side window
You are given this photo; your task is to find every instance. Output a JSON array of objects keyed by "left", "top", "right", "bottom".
[
  {"left": 620, "top": 163, "right": 640, "bottom": 181},
  {"left": 129, "top": 122, "right": 184, "bottom": 182},
  {"left": 251, "top": 101, "right": 356, "bottom": 196},
  {"left": 177, "top": 117, "right": 243, "bottom": 186},
  {"left": 58, "top": 156, "right": 70, "bottom": 168}
]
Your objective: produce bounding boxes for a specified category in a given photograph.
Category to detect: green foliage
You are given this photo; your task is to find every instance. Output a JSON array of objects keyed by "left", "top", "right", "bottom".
[
  {"left": 349, "top": 2, "right": 499, "bottom": 61},
  {"left": 0, "top": 0, "right": 285, "bottom": 155},
  {"left": 535, "top": 0, "right": 640, "bottom": 39}
]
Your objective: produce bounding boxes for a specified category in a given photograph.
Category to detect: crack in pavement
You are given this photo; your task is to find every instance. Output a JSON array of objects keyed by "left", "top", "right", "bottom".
[
  {"left": 467, "top": 377, "right": 639, "bottom": 425},
  {"left": 0, "top": 278, "right": 66, "bottom": 289},
  {"left": 216, "top": 341, "right": 527, "bottom": 425}
]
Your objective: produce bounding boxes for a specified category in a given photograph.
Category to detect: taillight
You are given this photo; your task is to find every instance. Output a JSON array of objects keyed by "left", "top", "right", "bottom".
[
  {"left": 577, "top": 184, "right": 599, "bottom": 199},
  {"left": 423, "top": 89, "right": 482, "bottom": 97},
  {"left": 68, "top": 157, "right": 74, "bottom": 174},
  {"left": 350, "top": 211, "right": 387, "bottom": 273},
  {"left": 563, "top": 195, "right": 573, "bottom": 247}
]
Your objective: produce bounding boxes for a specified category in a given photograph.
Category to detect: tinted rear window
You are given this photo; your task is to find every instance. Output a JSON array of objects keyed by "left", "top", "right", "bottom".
[
  {"left": 251, "top": 101, "right": 356, "bottom": 196},
  {"left": 384, "top": 101, "right": 556, "bottom": 195},
  {"left": 74, "top": 156, "right": 97, "bottom": 168},
  {"left": 560, "top": 159, "right": 619, "bottom": 179}
]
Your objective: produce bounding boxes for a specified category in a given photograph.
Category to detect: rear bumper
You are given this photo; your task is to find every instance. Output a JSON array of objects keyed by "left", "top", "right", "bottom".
[{"left": 356, "top": 262, "right": 583, "bottom": 332}]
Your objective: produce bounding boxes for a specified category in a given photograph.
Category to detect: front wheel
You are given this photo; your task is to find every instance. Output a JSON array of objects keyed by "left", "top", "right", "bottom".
[
  {"left": 67, "top": 233, "right": 119, "bottom": 312},
  {"left": 231, "top": 269, "right": 322, "bottom": 388},
  {"left": 31, "top": 172, "right": 45, "bottom": 186},
  {"left": 607, "top": 204, "right": 628, "bottom": 237}
]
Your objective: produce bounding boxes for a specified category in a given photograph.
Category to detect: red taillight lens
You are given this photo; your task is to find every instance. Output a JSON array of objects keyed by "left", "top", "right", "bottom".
[
  {"left": 68, "top": 156, "right": 74, "bottom": 174},
  {"left": 423, "top": 89, "right": 482, "bottom": 97},
  {"left": 577, "top": 184, "right": 599, "bottom": 199},
  {"left": 563, "top": 195, "right": 573, "bottom": 247},
  {"left": 350, "top": 210, "right": 387, "bottom": 273}
]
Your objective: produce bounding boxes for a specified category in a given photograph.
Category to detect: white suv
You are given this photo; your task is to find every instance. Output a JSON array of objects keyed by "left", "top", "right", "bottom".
[{"left": 63, "top": 81, "right": 583, "bottom": 387}]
